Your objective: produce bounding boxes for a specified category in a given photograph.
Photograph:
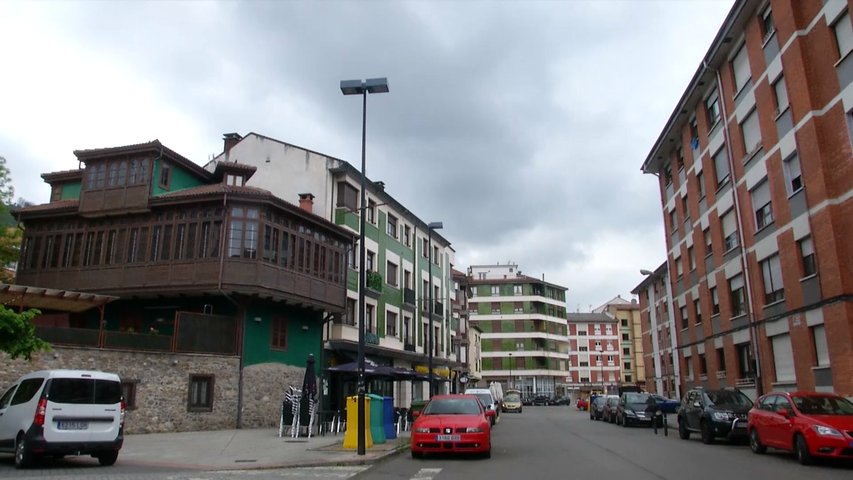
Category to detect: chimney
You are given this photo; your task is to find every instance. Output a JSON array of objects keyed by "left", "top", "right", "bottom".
[
  {"left": 223, "top": 133, "right": 242, "bottom": 155},
  {"left": 298, "top": 193, "right": 315, "bottom": 213}
]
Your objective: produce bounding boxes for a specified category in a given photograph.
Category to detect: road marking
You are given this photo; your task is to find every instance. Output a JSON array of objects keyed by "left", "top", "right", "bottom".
[{"left": 411, "top": 468, "right": 442, "bottom": 480}]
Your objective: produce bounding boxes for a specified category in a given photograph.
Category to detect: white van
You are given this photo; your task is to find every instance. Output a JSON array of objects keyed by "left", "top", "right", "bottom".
[
  {"left": 465, "top": 388, "right": 500, "bottom": 425},
  {"left": 0, "top": 369, "right": 125, "bottom": 468}
]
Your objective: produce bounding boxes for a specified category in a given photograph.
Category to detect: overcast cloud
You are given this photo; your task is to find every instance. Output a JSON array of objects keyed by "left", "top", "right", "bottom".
[{"left": 0, "top": 0, "right": 734, "bottom": 312}]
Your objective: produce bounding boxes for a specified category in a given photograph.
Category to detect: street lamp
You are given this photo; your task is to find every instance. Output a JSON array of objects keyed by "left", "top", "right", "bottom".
[
  {"left": 427, "top": 221, "right": 443, "bottom": 397},
  {"left": 597, "top": 345, "right": 604, "bottom": 394},
  {"left": 508, "top": 352, "right": 513, "bottom": 389},
  {"left": 340, "top": 77, "right": 388, "bottom": 456}
]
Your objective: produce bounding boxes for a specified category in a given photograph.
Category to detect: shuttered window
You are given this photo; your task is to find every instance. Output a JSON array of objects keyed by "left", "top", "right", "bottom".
[
  {"left": 751, "top": 180, "right": 773, "bottom": 229},
  {"left": 732, "top": 43, "right": 751, "bottom": 93},
  {"left": 713, "top": 148, "right": 730, "bottom": 186},
  {"left": 834, "top": 10, "right": 853, "bottom": 60},
  {"left": 771, "top": 334, "right": 795, "bottom": 383},
  {"left": 722, "top": 209, "right": 738, "bottom": 250},
  {"left": 741, "top": 109, "right": 761, "bottom": 157},
  {"left": 812, "top": 325, "right": 829, "bottom": 367},
  {"left": 760, "top": 254, "right": 784, "bottom": 304}
]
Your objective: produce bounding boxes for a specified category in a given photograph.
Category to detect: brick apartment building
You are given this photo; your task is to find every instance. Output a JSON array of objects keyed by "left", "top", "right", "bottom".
[
  {"left": 565, "top": 312, "right": 622, "bottom": 398},
  {"left": 640, "top": 0, "right": 852, "bottom": 398}
]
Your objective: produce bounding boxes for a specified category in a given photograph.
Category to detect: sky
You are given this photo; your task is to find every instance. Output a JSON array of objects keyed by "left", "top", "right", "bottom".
[{"left": 0, "top": 0, "right": 734, "bottom": 313}]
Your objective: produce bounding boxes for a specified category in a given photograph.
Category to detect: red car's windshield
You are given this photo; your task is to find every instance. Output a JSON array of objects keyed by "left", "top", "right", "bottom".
[
  {"left": 793, "top": 395, "right": 853, "bottom": 415},
  {"left": 423, "top": 398, "right": 482, "bottom": 415}
]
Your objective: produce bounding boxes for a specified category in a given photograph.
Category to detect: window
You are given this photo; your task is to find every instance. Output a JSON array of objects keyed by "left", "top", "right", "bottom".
[
  {"left": 740, "top": 109, "right": 761, "bottom": 158},
  {"left": 386, "top": 311, "right": 398, "bottom": 337},
  {"left": 345, "top": 298, "right": 356, "bottom": 326},
  {"left": 387, "top": 214, "right": 398, "bottom": 238},
  {"left": 705, "top": 90, "right": 721, "bottom": 127},
  {"left": 514, "top": 284, "right": 522, "bottom": 295},
  {"left": 717, "top": 348, "right": 726, "bottom": 372},
  {"left": 751, "top": 180, "right": 773, "bottom": 230},
  {"left": 669, "top": 209, "right": 677, "bottom": 233},
  {"left": 704, "top": 228, "right": 712, "bottom": 256},
  {"left": 404, "top": 225, "right": 411, "bottom": 247},
  {"left": 621, "top": 319, "right": 628, "bottom": 327},
  {"left": 336, "top": 182, "right": 358, "bottom": 211},
  {"left": 680, "top": 305, "right": 688, "bottom": 329},
  {"left": 699, "top": 354, "right": 707, "bottom": 376},
  {"left": 697, "top": 171, "right": 706, "bottom": 198},
  {"left": 386, "top": 261, "right": 398, "bottom": 287},
  {"left": 722, "top": 209, "right": 738, "bottom": 251},
  {"left": 713, "top": 147, "right": 730, "bottom": 186},
  {"left": 729, "top": 274, "right": 746, "bottom": 317},
  {"left": 578, "top": 331, "right": 587, "bottom": 336},
  {"left": 227, "top": 207, "right": 259, "bottom": 259},
  {"left": 711, "top": 287, "right": 720, "bottom": 315},
  {"left": 694, "top": 298, "right": 702, "bottom": 324},
  {"left": 681, "top": 196, "right": 689, "bottom": 222},
  {"left": 834, "top": 10, "right": 853, "bottom": 60},
  {"left": 119, "top": 381, "right": 137, "bottom": 410},
  {"left": 366, "top": 304, "right": 375, "bottom": 333},
  {"left": 491, "top": 286, "right": 499, "bottom": 296},
  {"left": 367, "top": 200, "right": 376, "bottom": 224},
  {"left": 772, "top": 75, "right": 788, "bottom": 115},
  {"left": 225, "top": 174, "right": 244, "bottom": 186},
  {"left": 760, "top": 5, "right": 775, "bottom": 42},
  {"left": 783, "top": 153, "right": 803, "bottom": 195},
  {"left": 761, "top": 254, "right": 784, "bottom": 304},
  {"left": 366, "top": 251, "right": 375, "bottom": 271},
  {"left": 272, "top": 316, "right": 287, "bottom": 350},
  {"left": 622, "top": 333, "right": 629, "bottom": 341},
  {"left": 664, "top": 163, "right": 673, "bottom": 186},
  {"left": 579, "top": 346, "right": 589, "bottom": 351},
  {"left": 731, "top": 42, "right": 751, "bottom": 94},
  {"left": 625, "top": 375, "right": 632, "bottom": 383},
  {"left": 771, "top": 334, "right": 795, "bottom": 383},
  {"left": 623, "top": 362, "right": 631, "bottom": 371},
  {"left": 812, "top": 325, "right": 829, "bottom": 367},
  {"left": 188, "top": 375, "right": 214, "bottom": 412},
  {"left": 421, "top": 237, "right": 428, "bottom": 258},
  {"left": 675, "top": 256, "right": 683, "bottom": 278},
  {"left": 799, "top": 236, "right": 816, "bottom": 277},
  {"left": 159, "top": 163, "right": 171, "bottom": 189},
  {"left": 622, "top": 347, "right": 630, "bottom": 355},
  {"left": 737, "top": 343, "right": 755, "bottom": 377},
  {"left": 688, "top": 246, "right": 696, "bottom": 271},
  {"left": 689, "top": 116, "right": 699, "bottom": 150}
]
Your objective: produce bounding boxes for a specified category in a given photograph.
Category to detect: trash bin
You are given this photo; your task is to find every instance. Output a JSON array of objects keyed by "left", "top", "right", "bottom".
[
  {"left": 383, "top": 396, "right": 396, "bottom": 440},
  {"left": 367, "top": 393, "right": 386, "bottom": 444},
  {"left": 409, "top": 399, "right": 428, "bottom": 421},
  {"left": 342, "top": 395, "right": 373, "bottom": 450}
]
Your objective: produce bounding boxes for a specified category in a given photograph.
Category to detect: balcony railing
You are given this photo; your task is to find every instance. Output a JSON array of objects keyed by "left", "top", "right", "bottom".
[{"left": 403, "top": 288, "right": 416, "bottom": 305}]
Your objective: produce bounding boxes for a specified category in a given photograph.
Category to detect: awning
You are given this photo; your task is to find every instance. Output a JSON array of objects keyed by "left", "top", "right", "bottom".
[{"left": 0, "top": 283, "right": 118, "bottom": 313}]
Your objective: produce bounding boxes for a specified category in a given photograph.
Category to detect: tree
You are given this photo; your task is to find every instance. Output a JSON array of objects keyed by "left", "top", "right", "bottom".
[
  {"left": 0, "top": 305, "right": 50, "bottom": 360},
  {"left": 0, "top": 156, "right": 21, "bottom": 279}
]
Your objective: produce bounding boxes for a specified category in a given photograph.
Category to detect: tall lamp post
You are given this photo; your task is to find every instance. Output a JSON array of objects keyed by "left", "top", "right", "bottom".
[
  {"left": 508, "top": 352, "right": 513, "bottom": 389},
  {"left": 427, "top": 221, "right": 443, "bottom": 397},
  {"left": 340, "top": 77, "right": 388, "bottom": 456},
  {"left": 597, "top": 345, "right": 604, "bottom": 394}
]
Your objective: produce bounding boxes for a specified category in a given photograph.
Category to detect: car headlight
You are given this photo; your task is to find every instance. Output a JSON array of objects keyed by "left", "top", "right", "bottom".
[
  {"left": 463, "top": 427, "right": 484, "bottom": 433},
  {"left": 415, "top": 427, "right": 431, "bottom": 433},
  {"left": 813, "top": 425, "right": 842, "bottom": 437},
  {"left": 625, "top": 409, "right": 636, "bottom": 417},
  {"left": 712, "top": 411, "right": 732, "bottom": 421}
]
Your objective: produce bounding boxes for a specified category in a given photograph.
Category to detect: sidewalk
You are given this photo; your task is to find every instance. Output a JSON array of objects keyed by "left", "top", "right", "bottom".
[{"left": 119, "top": 428, "right": 410, "bottom": 471}]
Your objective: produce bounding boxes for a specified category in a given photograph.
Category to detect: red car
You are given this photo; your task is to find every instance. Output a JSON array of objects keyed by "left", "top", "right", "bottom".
[
  {"left": 747, "top": 391, "right": 853, "bottom": 465},
  {"left": 576, "top": 397, "right": 589, "bottom": 410},
  {"left": 410, "top": 394, "right": 494, "bottom": 459}
]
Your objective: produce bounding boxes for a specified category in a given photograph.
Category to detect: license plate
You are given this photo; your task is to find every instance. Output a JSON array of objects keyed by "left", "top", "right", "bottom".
[
  {"left": 735, "top": 420, "right": 747, "bottom": 428},
  {"left": 57, "top": 421, "right": 88, "bottom": 430},
  {"left": 436, "top": 434, "right": 460, "bottom": 441}
]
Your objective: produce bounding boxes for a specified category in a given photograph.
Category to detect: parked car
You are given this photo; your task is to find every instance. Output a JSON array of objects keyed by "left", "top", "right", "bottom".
[
  {"left": 677, "top": 387, "right": 753, "bottom": 444},
  {"left": 650, "top": 394, "right": 681, "bottom": 414},
  {"left": 553, "top": 397, "right": 572, "bottom": 406},
  {"left": 465, "top": 388, "right": 500, "bottom": 425},
  {"left": 576, "top": 397, "right": 589, "bottom": 410},
  {"left": 531, "top": 395, "right": 552, "bottom": 406},
  {"left": 0, "top": 369, "right": 125, "bottom": 469},
  {"left": 602, "top": 395, "right": 621, "bottom": 423},
  {"left": 502, "top": 390, "right": 523, "bottom": 413},
  {"left": 589, "top": 395, "right": 607, "bottom": 421},
  {"left": 410, "top": 394, "right": 493, "bottom": 459},
  {"left": 616, "top": 392, "right": 654, "bottom": 427},
  {"left": 748, "top": 391, "right": 853, "bottom": 465}
]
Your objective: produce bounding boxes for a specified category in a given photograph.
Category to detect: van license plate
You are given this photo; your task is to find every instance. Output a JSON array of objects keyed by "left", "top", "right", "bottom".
[
  {"left": 436, "top": 434, "right": 460, "bottom": 441},
  {"left": 57, "top": 421, "right": 88, "bottom": 430}
]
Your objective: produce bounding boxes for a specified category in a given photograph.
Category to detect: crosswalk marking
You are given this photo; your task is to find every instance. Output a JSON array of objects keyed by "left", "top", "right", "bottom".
[{"left": 411, "top": 467, "right": 442, "bottom": 480}]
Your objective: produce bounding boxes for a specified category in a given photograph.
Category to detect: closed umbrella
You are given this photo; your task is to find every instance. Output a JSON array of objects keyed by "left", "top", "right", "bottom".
[{"left": 297, "top": 354, "right": 318, "bottom": 437}]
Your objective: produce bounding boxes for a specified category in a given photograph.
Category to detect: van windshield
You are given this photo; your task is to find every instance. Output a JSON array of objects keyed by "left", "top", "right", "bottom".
[{"left": 505, "top": 392, "right": 521, "bottom": 402}]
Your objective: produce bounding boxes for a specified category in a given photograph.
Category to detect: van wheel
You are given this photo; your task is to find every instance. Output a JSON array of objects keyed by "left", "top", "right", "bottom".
[
  {"left": 97, "top": 450, "right": 119, "bottom": 466},
  {"left": 14, "top": 433, "right": 34, "bottom": 469}
]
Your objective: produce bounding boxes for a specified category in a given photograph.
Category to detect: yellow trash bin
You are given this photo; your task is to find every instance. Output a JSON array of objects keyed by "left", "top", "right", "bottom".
[{"left": 342, "top": 395, "right": 373, "bottom": 449}]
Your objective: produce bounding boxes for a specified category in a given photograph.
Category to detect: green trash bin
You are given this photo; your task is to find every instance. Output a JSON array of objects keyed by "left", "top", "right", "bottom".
[{"left": 367, "top": 394, "right": 386, "bottom": 444}]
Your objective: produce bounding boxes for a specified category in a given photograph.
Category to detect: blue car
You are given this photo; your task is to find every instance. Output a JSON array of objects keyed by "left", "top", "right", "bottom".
[{"left": 651, "top": 395, "right": 680, "bottom": 414}]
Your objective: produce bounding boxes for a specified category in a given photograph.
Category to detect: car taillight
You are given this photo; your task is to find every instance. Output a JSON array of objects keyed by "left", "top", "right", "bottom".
[
  {"left": 120, "top": 399, "right": 126, "bottom": 426},
  {"left": 34, "top": 398, "right": 47, "bottom": 426}
]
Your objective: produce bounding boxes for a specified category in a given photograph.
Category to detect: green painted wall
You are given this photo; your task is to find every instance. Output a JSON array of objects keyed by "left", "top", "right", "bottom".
[
  {"left": 242, "top": 304, "right": 323, "bottom": 369},
  {"left": 152, "top": 159, "right": 204, "bottom": 195},
  {"left": 61, "top": 182, "right": 81, "bottom": 200}
]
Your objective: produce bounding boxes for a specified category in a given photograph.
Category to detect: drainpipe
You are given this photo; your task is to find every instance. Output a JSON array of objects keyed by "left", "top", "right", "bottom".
[{"left": 711, "top": 64, "right": 763, "bottom": 396}]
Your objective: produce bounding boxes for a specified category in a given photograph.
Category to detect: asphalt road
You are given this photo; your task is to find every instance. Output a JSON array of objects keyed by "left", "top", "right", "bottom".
[
  {"left": 2, "top": 407, "right": 850, "bottom": 479},
  {"left": 359, "top": 406, "right": 853, "bottom": 480}
]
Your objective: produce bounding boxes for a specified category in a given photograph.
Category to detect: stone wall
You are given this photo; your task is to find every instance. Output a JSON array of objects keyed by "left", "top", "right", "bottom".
[
  {"left": 0, "top": 347, "right": 248, "bottom": 434},
  {"left": 240, "top": 362, "right": 307, "bottom": 428}
]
